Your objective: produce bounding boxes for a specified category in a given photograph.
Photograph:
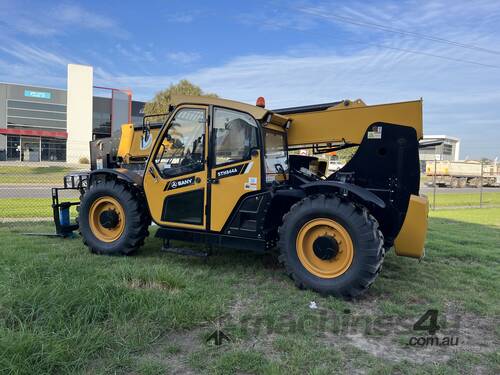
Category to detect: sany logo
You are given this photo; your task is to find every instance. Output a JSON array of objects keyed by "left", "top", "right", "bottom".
[
  {"left": 166, "top": 176, "right": 195, "bottom": 190},
  {"left": 176, "top": 177, "right": 193, "bottom": 186}
]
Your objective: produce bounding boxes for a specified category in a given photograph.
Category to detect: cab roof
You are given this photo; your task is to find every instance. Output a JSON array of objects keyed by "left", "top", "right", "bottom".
[{"left": 170, "top": 95, "right": 289, "bottom": 126}]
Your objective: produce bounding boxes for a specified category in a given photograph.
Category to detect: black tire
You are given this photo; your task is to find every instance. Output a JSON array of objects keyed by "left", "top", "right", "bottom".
[
  {"left": 78, "top": 179, "right": 150, "bottom": 255},
  {"left": 278, "top": 194, "right": 384, "bottom": 298}
]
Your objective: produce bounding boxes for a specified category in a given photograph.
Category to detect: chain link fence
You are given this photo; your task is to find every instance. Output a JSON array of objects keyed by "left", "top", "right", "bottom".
[
  {"left": 0, "top": 160, "right": 499, "bottom": 232},
  {"left": 423, "top": 159, "right": 500, "bottom": 210},
  {"left": 0, "top": 162, "right": 87, "bottom": 232}
]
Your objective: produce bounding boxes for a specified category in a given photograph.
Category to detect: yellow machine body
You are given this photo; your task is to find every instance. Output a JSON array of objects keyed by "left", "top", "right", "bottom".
[
  {"left": 117, "top": 123, "right": 162, "bottom": 163},
  {"left": 394, "top": 195, "right": 429, "bottom": 258},
  {"left": 72, "top": 94, "right": 432, "bottom": 299},
  {"left": 287, "top": 100, "right": 423, "bottom": 146},
  {"left": 113, "top": 95, "right": 428, "bottom": 259}
]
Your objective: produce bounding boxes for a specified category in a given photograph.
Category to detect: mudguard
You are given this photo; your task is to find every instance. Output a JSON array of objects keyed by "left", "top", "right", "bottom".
[
  {"left": 299, "top": 180, "right": 386, "bottom": 208},
  {"left": 88, "top": 168, "right": 143, "bottom": 186}
]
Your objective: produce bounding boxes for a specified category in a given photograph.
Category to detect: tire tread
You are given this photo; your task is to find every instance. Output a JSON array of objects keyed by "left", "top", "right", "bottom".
[{"left": 278, "top": 194, "right": 384, "bottom": 298}]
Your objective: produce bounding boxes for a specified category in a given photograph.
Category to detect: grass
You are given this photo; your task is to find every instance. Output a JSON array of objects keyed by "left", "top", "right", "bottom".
[
  {"left": 0, "top": 198, "right": 78, "bottom": 218},
  {"left": 427, "top": 192, "right": 500, "bottom": 208},
  {"left": 0, "top": 198, "right": 53, "bottom": 218},
  {"left": 0, "top": 166, "right": 71, "bottom": 174},
  {"left": 0, "top": 165, "right": 79, "bottom": 184},
  {"left": 0, "top": 208, "right": 499, "bottom": 374}
]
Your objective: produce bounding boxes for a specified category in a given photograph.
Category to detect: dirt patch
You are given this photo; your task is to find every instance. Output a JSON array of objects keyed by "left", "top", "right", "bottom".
[
  {"left": 320, "top": 306, "right": 499, "bottom": 365},
  {"left": 221, "top": 294, "right": 498, "bottom": 367},
  {"left": 227, "top": 293, "right": 257, "bottom": 320},
  {"left": 143, "top": 327, "right": 206, "bottom": 375},
  {"left": 126, "top": 284, "right": 498, "bottom": 371},
  {"left": 129, "top": 293, "right": 268, "bottom": 373}
]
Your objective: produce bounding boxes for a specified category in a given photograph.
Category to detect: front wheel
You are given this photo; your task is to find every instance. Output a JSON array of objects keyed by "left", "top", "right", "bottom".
[
  {"left": 278, "top": 195, "right": 384, "bottom": 298},
  {"left": 78, "top": 179, "right": 150, "bottom": 255}
]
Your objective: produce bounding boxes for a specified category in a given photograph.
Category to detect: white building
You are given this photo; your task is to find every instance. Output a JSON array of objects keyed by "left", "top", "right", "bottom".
[
  {"left": 420, "top": 135, "right": 460, "bottom": 161},
  {"left": 419, "top": 134, "right": 460, "bottom": 171},
  {"left": 0, "top": 64, "right": 145, "bottom": 164}
]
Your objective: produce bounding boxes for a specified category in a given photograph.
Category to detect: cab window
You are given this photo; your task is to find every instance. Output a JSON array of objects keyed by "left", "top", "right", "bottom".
[
  {"left": 264, "top": 130, "right": 288, "bottom": 180},
  {"left": 213, "top": 107, "right": 258, "bottom": 165},
  {"left": 154, "top": 108, "right": 206, "bottom": 178}
]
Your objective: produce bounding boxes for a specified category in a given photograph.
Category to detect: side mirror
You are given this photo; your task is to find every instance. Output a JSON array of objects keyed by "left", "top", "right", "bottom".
[{"left": 250, "top": 148, "right": 259, "bottom": 158}]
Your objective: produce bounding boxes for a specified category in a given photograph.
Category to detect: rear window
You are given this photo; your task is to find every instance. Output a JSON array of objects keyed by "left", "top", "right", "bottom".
[{"left": 264, "top": 130, "right": 288, "bottom": 180}]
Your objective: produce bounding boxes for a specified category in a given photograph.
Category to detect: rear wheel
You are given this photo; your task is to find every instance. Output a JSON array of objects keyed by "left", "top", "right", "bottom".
[
  {"left": 78, "top": 179, "right": 150, "bottom": 255},
  {"left": 278, "top": 195, "right": 384, "bottom": 298}
]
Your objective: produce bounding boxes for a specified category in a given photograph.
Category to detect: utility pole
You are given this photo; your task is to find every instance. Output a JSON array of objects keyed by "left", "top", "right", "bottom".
[
  {"left": 479, "top": 160, "right": 484, "bottom": 208},
  {"left": 432, "top": 158, "right": 437, "bottom": 210}
]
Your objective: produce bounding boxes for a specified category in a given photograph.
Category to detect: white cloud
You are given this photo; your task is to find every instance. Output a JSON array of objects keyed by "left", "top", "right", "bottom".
[
  {"left": 166, "top": 10, "right": 211, "bottom": 24},
  {"left": 169, "top": 13, "right": 195, "bottom": 23},
  {"left": 0, "top": 2, "right": 126, "bottom": 37},
  {"left": 166, "top": 51, "right": 200, "bottom": 64},
  {"left": 54, "top": 4, "right": 121, "bottom": 33},
  {"left": 115, "top": 44, "right": 156, "bottom": 66},
  {"left": 0, "top": 42, "right": 69, "bottom": 67},
  {"left": 237, "top": 11, "right": 317, "bottom": 31},
  {"left": 0, "top": 57, "right": 66, "bottom": 87}
]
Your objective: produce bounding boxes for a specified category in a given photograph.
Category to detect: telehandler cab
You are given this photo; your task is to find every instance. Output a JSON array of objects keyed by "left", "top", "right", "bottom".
[{"left": 54, "top": 95, "right": 428, "bottom": 298}]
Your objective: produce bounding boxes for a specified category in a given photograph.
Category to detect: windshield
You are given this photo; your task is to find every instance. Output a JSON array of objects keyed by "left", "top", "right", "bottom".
[{"left": 154, "top": 108, "right": 206, "bottom": 178}]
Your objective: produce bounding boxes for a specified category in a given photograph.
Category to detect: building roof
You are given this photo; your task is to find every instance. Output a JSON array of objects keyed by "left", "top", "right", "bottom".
[
  {"left": 423, "top": 134, "right": 460, "bottom": 142},
  {"left": 0, "top": 81, "right": 66, "bottom": 92}
]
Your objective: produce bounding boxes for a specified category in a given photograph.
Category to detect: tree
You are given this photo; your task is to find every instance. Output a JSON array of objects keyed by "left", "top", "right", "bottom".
[
  {"left": 143, "top": 80, "right": 217, "bottom": 117},
  {"left": 336, "top": 146, "right": 358, "bottom": 162}
]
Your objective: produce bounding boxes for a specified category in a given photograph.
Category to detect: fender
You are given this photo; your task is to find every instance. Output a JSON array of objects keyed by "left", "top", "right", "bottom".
[
  {"left": 299, "top": 181, "right": 386, "bottom": 209},
  {"left": 89, "top": 168, "right": 143, "bottom": 186}
]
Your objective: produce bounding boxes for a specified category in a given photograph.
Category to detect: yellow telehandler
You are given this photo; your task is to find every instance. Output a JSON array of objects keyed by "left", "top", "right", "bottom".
[{"left": 52, "top": 95, "right": 428, "bottom": 298}]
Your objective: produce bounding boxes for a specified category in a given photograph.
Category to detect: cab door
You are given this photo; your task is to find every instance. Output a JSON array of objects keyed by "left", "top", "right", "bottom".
[
  {"left": 143, "top": 106, "right": 208, "bottom": 229},
  {"left": 209, "top": 107, "right": 262, "bottom": 231}
]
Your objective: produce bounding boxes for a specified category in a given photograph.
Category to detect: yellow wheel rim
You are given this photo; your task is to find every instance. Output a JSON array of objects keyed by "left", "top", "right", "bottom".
[
  {"left": 296, "top": 218, "right": 354, "bottom": 278},
  {"left": 88, "top": 196, "right": 125, "bottom": 242}
]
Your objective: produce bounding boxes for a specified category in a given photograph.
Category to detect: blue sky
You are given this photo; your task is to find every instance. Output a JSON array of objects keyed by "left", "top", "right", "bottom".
[{"left": 0, "top": 0, "right": 499, "bottom": 158}]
